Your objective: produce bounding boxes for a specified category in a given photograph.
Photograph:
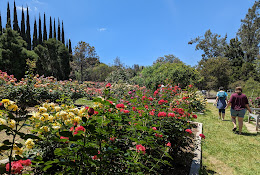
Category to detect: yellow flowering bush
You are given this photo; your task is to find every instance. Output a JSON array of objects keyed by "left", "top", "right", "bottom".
[{"left": 0, "top": 99, "right": 38, "bottom": 174}]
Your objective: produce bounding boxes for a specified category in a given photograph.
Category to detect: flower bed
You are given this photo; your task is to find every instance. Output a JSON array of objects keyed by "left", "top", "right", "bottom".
[{"left": 0, "top": 82, "right": 206, "bottom": 174}]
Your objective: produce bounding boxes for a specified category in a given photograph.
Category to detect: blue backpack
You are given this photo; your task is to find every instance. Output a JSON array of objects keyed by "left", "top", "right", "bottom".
[{"left": 218, "top": 91, "right": 226, "bottom": 99}]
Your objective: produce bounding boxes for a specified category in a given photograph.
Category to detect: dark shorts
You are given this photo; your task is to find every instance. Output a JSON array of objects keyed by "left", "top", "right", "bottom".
[
  {"left": 219, "top": 109, "right": 225, "bottom": 113},
  {"left": 230, "top": 108, "right": 246, "bottom": 118}
]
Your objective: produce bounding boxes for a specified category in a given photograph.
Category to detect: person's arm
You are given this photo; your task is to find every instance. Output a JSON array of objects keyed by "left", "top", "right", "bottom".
[
  {"left": 245, "top": 104, "right": 252, "bottom": 113},
  {"left": 216, "top": 96, "right": 218, "bottom": 103},
  {"left": 225, "top": 102, "right": 231, "bottom": 109}
]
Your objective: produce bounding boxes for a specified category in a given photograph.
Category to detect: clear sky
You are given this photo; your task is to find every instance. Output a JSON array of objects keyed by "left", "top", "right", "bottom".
[{"left": 0, "top": 0, "right": 256, "bottom": 67}]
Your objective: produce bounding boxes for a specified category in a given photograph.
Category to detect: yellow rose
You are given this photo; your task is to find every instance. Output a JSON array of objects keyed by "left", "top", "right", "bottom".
[
  {"left": 43, "top": 103, "right": 49, "bottom": 109},
  {"left": 68, "top": 112, "right": 75, "bottom": 118},
  {"left": 0, "top": 118, "right": 7, "bottom": 125},
  {"left": 40, "top": 126, "right": 50, "bottom": 132},
  {"left": 54, "top": 106, "right": 61, "bottom": 112},
  {"left": 25, "top": 139, "right": 35, "bottom": 149},
  {"left": 48, "top": 115, "right": 54, "bottom": 122},
  {"left": 41, "top": 113, "right": 49, "bottom": 121},
  {"left": 39, "top": 107, "right": 47, "bottom": 113},
  {"left": 64, "top": 119, "right": 72, "bottom": 125},
  {"left": 15, "top": 148, "right": 23, "bottom": 155},
  {"left": 73, "top": 116, "right": 81, "bottom": 123},
  {"left": 8, "top": 119, "right": 16, "bottom": 129},
  {"left": 52, "top": 122, "right": 61, "bottom": 130},
  {"left": 1, "top": 99, "right": 10, "bottom": 104}
]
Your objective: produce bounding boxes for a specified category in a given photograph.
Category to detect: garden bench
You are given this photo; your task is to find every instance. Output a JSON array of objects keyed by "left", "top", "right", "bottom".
[{"left": 248, "top": 108, "right": 260, "bottom": 131}]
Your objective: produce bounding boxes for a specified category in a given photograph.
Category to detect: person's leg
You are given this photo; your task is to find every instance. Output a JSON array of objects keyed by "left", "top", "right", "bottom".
[
  {"left": 231, "top": 116, "right": 237, "bottom": 130},
  {"left": 238, "top": 117, "right": 243, "bottom": 134},
  {"left": 222, "top": 112, "right": 225, "bottom": 120},
  {"left": 218, "top": 109, "right": 221, "bottom": 119}
]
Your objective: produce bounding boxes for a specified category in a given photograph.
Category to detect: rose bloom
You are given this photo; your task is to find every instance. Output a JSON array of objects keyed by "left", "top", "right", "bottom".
[
  {"left": 158, "top": 112, "right": 167, "bottom": 117},
  {"left": 116, "top": 104, "right": 125, "bottom": 109},
  {"left": 136, "top": 144, "right": 146, "bottom": 154},
  {"left": 166, "top": 142, "right": 171, "bottom": 147},
  {"left": 124, "top": 110, "right": 130, "bottom": 113},
  {"left": 185, "top": 129, "right": 192, "bottom": 134},
  {"left": 142, "top": 96, "right": 147, "bottom": 100},
  {"left": 110, "top": 136, "right": 116, "bottom": 142},
  {"left": 192, "top": 114, "right": 198, "bottom": 119},
  {"left": 148, "top": 97, "right": 153, "bottom": 101},
  {"left": 6, "top": 161, "right": 23, "bottom": 174},
  {"left": 155, "top": 133, "right": 163, "bottom": 137},
  {"left": 149, "top": 111, "right": 155, "bottom": 116},
  {"left": 168, "top": 113, "right": 175, "bottom": 117},
  {"left": 60, "top": 136, "right": 69, "bottom": 140},
  {"left": 199, "top": 134, "right": 205, "bottom": 139},
  {"left": 88, "top": 108, "right": 95, "bottom": 116},
  {"left": 128, "top": 91, "right": 132, "bottom": 94},
  {"left": 132, "top": 107, "right": 137, "bottom": 111},
  {"left": 152, "top": 127, "right": 157, "bottom": 130},
  {"left": 74, "top": 126, "right": 86, "bottom": 135},
  {"left": 106, "top": 83, "right": 111, "bottom": 88},
  {"left": 19, "top": 159, "right": 32, "bottom": 166}
]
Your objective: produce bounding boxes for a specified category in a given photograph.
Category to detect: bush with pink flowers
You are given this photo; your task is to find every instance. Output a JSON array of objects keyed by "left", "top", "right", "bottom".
[{"left": 24, "top": 83, "right": 205, "bottom": 174}]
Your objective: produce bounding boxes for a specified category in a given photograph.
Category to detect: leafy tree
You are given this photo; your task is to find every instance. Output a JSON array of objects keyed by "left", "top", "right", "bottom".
[
  {"left": 197, "top": 57, "right": 231, "bottom": 90},
  {"left": 49, "top": 16, "right": 52, "bottom": 38},
  {"left": 87, "top": 63, "right": 113, "bottom": 82},
  {"left": 32, "top": 19, "right": 38, "bottom": 49},
  {"left": 38, "top": 14, "right": 42, "bottom": 45},
  {"left": 6, "top": 2, "right": 11, "bottom": 28},
  {"left": 0, "top": 28, "right": 37, "bottom": 79},
  {"left": 43, "top": 13, "right": 47, "bottom": 41},
  {"left": 153, "top": 54, "right": 182, "bottom": 64},
  {"left": 34, "top": 38, "right": 70, "bottom": 80},
  {"left": 62, "top": 21, "right": 65, "bottom": 44},
  {"left": 13, "top": 1, "right": 19, "bottom": 32},
  {"left": 72, "top": 41, "right": 99, "bottom": 82},
  {"left": 189, "top": 29, "right": 227, "bottom": 60},
  {"left": 224, "top": 38, "right": 244, "bottom": 81},
  {"left": 26, "top": 7, "right": 31, "bottom": 50},
  {"left": 20, "top": 7, "right": 26, "bottom": 41},
  {"left": 237, "top": 1, "right": 260, "bottom": 63},
  {"left": 133, "top": 62, "right": 202, "bottom": 90}
]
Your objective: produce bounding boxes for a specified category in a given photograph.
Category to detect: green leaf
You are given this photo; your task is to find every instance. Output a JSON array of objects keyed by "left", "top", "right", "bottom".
[
  {"left": 0, "top": 145, "right": 11, "bottom": 150},
  {"left": 60, "top": 131, "right": 73, "bottom": 138},
  {"left": 82, "top": 117, "right": 87, "bottom": 123},
  {"left": 43, "top": 165, "right": 53, "bottom": 172},
  {"left": 3, "top": 140, "right": 12, "bottom": 145},
  {"left": 22, "top": 134, "right": 40, "bottom": 140},
  {"left": 0, "top": 125, "right": 11, "bottom": 132}
]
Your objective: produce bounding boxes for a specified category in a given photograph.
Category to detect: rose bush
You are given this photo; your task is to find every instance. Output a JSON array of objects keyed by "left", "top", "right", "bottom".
[{"left": 24, "top": 83, "right": 205, "bottom": 174}]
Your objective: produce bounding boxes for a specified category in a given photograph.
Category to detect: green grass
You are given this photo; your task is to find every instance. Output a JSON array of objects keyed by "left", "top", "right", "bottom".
[
  {"left": 197, "top": 104, "right": 260, "bottom": 175},
  {"left": 74, "top": 97, "right": 95, "bottom": 106}
]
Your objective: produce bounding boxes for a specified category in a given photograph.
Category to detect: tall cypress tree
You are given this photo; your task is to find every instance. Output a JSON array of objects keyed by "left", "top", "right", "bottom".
[
  {"left": 0, "top": 12, "right": 2, "bottom": 35},
  {"left": 26, "top": 7, "right": 31, "bottom": 50},
  {"left": 6, "top": 2, "right": 11, "bottom": 28},
  {"left": 43, "top": 13, "right": 47, "bottom": 41},
  {"left": 21, "top": 7, "right": 26, "bottom": 41},
  {"left": 38, "top": 14, "right": 42, "bottom": 45},
  {"left": 32, "top": 19, "right": 38, "bottom": 49},
  {"left": 49, "top": 16, "right": 52, "bottom": 38},
  {"left": 13, "top": 1, "right": 19, "bottom": 32},
  {"left": 66, "top": 39, "right": 68, "bottom": 49},
  {"left": 69, "top": 39, "right": 72, "bottom": 54},
  {"left": 58, "top": 18, "right": 61, "bottom": 41},
  {"left": 53, "top": 18, "right": 56, "bottom": 39},
  {"left": 62, "top": 21, "right": 65, "bottom": 44}
]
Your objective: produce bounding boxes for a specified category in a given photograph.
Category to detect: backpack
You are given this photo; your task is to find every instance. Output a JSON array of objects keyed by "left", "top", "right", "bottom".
[{"left": 218, "top": 91, "right": 226, "bottom": 98}]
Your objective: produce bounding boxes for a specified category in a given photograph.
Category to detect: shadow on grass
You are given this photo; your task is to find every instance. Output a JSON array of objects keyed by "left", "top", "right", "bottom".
[{"left": 199, "top": 165, "right": 217, "bottom": 175}]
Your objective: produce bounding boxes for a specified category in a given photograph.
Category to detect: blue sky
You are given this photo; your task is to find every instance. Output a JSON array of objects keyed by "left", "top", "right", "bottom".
[{"left": 0, "top": 0, "right": 256, "bottom": 67}]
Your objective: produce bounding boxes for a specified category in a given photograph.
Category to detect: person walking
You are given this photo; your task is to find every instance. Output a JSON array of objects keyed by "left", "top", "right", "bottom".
[
  {"left": 225, "top": 87, "right": 252, "bottom": 135},
  {"left": 216, "top": 87, "right": 228, "bottom": 120}
]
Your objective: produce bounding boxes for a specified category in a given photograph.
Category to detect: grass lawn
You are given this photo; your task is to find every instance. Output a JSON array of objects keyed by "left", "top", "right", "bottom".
[
  {"left": 197, "top": 104, "right": 260, "bottom": 175},
  {"left": 74, "top": 97, "right": 95, "bottom": 106}
]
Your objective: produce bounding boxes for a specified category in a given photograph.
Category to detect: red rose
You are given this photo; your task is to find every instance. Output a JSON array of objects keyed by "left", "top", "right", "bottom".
[
  {"left": 19, "top": 159, "right": 32, "bottom": 166},
  {"left": 152, "top": 127, "right": 157, "bottom": 130},
  {"left": 124, "top": 110, "right": 130, "bottom": 113},
  {"left": 148, "top": 97, "right": 153, "bottom": 101},
  {"left": 136, "top": 144, "right": 146, "bottom": 154},
  {"left": 88, "top": 108, "right": 95, "bottom": 116},
  {"left": 199, "top": 133, "right": 205, "bottom": 139},
  {"left": 116, "top": 104, "right": 124, "bottom": 109},
  {"left": 158, "top": 112, "right": 167, "bottom": 117},
  {"left": 185, "top": 129, "right": 192, "bottom": 134},
  {"left": 192, "top": 114, "right": 197, "bottom": 119},
  {"left": 106, "top": 83, "right": 111, "bottom": 88},
  {"left": 168, "top": 113, "right": 175, "bottom": 117},
  {"left": 166, "top": 142, "right": 171, "bottom": 147}
]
